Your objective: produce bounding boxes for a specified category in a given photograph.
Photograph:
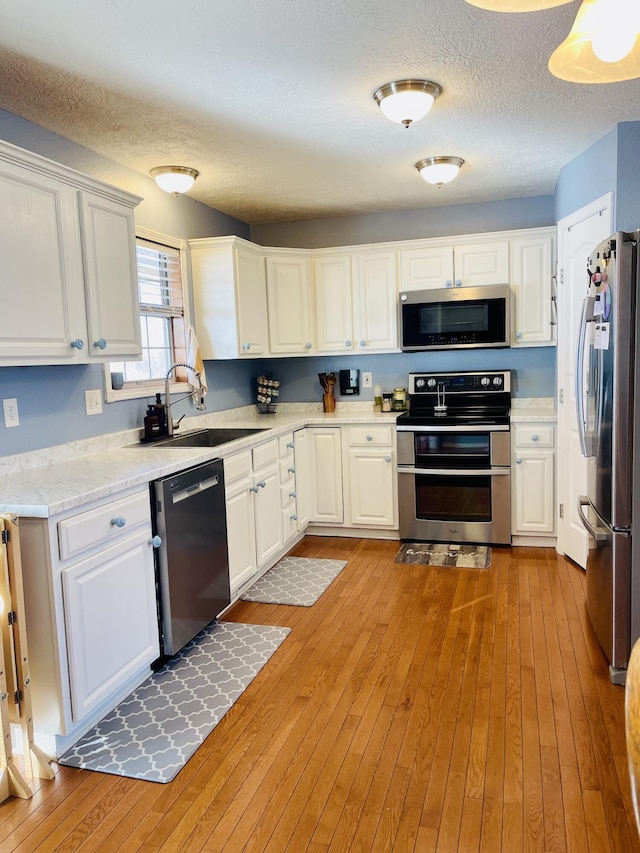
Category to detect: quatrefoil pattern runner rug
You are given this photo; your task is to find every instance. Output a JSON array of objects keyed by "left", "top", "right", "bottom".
[
  {"left": 59, "top": 621, "right": 290, "bottom": 783},
  {"left": 241, "top": 556, "right": 348, "bottom": 606},
  {"left": 395, "top": 543, "right": 491, "bottom": 568}
]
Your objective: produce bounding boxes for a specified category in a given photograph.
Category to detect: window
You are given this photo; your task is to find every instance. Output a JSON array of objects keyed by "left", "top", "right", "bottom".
[{"left": 107, "top": 233, "right": 188, "bottom": 400}]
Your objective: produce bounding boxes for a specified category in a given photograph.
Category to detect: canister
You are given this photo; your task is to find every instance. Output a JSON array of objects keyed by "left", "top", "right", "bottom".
[{"left": 392, "top": 387, "right": 407, "bottom": 411}]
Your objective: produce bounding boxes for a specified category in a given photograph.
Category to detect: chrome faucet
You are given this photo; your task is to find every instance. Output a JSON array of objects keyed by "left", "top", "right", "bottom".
[{"left": 165, "top": 362, "right": 206, "bottom": 436}]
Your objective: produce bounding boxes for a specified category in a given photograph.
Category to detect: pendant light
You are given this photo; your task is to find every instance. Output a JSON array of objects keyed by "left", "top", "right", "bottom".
[
  {"left": 373, "top": 80, "right": 442, "bottom": 128},
  {"left": 150, "top": 166, "right": 199, "bottom": 195},
  {"left": 548, "top": 0, "right": 640, "bottom": 83},
  {"left": 415, "top": 157, "right": 465, "bottom": 187},
  {"left": 465, "top": 0, "right": 572, "bottom": 9}
]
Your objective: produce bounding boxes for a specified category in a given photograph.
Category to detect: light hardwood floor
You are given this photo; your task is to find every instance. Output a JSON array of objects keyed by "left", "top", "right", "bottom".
[{"left": 1, "top": 538, "right": 638, "bottom": 852}]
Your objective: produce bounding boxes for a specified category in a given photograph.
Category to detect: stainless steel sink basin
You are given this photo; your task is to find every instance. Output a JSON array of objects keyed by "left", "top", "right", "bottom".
[{"left": 142, "top": 427, "right": 267, "bottom": 448}]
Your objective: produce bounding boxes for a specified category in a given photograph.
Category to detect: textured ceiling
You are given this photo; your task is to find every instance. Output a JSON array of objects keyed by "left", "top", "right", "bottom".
[{"left": 0, "top": 0, "right": 639, "bottom": 224}]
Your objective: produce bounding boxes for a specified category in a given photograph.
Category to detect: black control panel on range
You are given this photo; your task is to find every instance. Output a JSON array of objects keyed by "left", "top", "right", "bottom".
[{"left": 408, "top": 371, "right": 511, "bottom": 395}]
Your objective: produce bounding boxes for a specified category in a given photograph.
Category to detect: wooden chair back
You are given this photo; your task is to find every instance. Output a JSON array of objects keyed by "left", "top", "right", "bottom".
[{"left": 626, "top": 637, "right": 640, "bottom": 835}]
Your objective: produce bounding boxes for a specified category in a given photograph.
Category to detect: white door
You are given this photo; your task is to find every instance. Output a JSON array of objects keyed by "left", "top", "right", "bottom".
[
  {"left": 235, "top": 245, "right": 269, "bottom": 356},
  {"left": 557, "top": 195, "right": 612, "bottom": 567},
  {"left": 253, "top": 464, "right": 283, "bottom": 566},
  {"left": 307, "top": 428, "right": 344, "bottom": 524},
  {"left": 314, "top": 255, "right": 353, "bottom": 352},
  {"left": 399, "top": 246, "right": 454, "bottom": 291},
  {"left": 353, "top": 251, "right": 398, "bottom": 351},
  {"left": 266, "top": 255, "right": 314, "bottom": 354},
  {"left": 453, "top": 240, "right": 509, "bottom": 287},
  {"left": 346, "top": 449, "right": 397, "bottom": 526},
  {"left": 225, "top": 477, "right": 257, "bottom": 592}
]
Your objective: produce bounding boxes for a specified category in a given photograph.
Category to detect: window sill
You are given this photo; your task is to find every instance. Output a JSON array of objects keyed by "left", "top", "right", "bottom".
[{"left": 103, "top": 371, "right": 189, "bottom": 404}]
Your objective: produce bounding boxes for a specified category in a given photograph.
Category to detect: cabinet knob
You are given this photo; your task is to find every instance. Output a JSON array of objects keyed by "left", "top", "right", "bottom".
[
  {"left": 366, "top": 434, "right": 373, "bottom": 442},
  {"left": 70, "top": 338, "right": 84, "bottom": 350},
  {"left": 94, "top": 338, "right": 107, "bottom": 350},
  {"left": 516, "top": 457, "right": 523, "bottom": 464},
  {"left": 305, "top": 342, "right": 312, "bottom": 349},
  {"left": 289, "top": 491, "right": 297, "bottom": 498},
  {"left": 256, "top": 480, "right": 266, "bottom": 488},
  {"left": 531, "top": 434, "right": 539, "bottom": 441},
  {"left": 515, "top": 331, "right": 522, "bottom": 340},
  {"left": 384, "top": 455, "right": 392, "bottom": 463},
  {"left": 288, "top": 466, "right": 296, "bottom": 474},
  {"left": 359, "top": 340, "right": 366, "bottom": 347},
  {"left": 455, "top": 280, "right": 462, "bottom": 287},
  {"left": 290, "top": 514, "right": 298, "bottom": 521},
  {"left": 110, "top": 516, "right": 126, "bottom": 528},
  {"left": 148, "top": 535, "right": 162, "bottom": 548},
  {"left": 286, "top": 442, "right": 295, "bottom": 449},
  {"left": 445, "top": 280, "right": 453, "bottom": 288},
  {"left": 345, "top": 340, "right": 352, "bottom": 347},
  {"left": 242, "top": 343, "right": 251, "bottom": 351},
  {"left": 250, "top": 485, "right": 259, "bottom": 493}
]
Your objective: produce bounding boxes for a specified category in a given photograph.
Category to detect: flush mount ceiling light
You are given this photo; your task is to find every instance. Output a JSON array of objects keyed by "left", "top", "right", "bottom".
[
  {"left": 548, "top": 0, "right": 640, "bottom": 83},
  {"left": 373, "top": 79, "right": 442, "bottom": 128},
  {"left": 465, "top": 0, "right": 640, "bottom": 83},
  {"left": 150, "top": 166, "right": 199, "bottom": 195},
  {"left": 415, "top": 156, "right": 465, "bottom": 187}
]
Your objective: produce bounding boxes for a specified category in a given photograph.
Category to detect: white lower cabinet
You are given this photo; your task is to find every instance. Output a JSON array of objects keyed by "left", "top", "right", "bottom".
[
  {"left": 512, "top": 422, "right": 556, "bottom": 539},
  {"left": 306, "top": 427, "right": 344, "bottom": 524},
  {"left": 20, "top": 488, "right": 160, "bottom": 751},
  {"left": 224, "top": 450, "right": 258, "bottom": 593},
  {"left": 253, "top": 442, "right": 283, "bottom": 567},
  {"left": 343, "top": 427, "right": 398, "bottom": 528}
]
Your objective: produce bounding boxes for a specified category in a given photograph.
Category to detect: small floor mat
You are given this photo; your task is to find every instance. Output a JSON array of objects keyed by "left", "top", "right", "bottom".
[
  {"left": 395, "top": 543, "right": 491, "bottom": 568},
  {"left": 58, "top": 621, "right": 290, "bottom": 783},
  {"left": 241, "top": 556, "right": 348, "bottom": 606}
]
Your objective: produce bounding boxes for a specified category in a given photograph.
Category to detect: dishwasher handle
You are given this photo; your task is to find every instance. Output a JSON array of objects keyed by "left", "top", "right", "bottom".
[{"left": 172, "top": 474, "right": 220, "bottom": 504}]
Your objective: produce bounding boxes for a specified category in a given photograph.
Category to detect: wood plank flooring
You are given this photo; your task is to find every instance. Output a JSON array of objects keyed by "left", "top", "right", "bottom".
[{"left": 1, "top": 537, "right": 638, "bottom": 852}]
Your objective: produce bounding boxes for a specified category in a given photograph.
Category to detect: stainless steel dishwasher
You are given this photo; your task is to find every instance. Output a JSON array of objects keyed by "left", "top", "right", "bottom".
[{"left": 152, "top": 458, "right": 231, "bottom": 656}]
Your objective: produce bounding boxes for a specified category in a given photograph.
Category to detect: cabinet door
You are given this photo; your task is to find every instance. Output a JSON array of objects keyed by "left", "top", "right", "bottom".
[
  {"left": 314, "top": 255, "right": 354, "bottom": 352},
  {"left": 510, "top": 235, "right": 555, "bottom": 346},
  {"left": 79, "top": 192, "right": 141, "bottom": 359},
  {"left": 62, "top": 531, "right": 159, "bottom": 722},
  {"left": 235, "top": 245, "right": 269, "bottom": 356},
  {"left": 399, "top": 246, "right": 454, "bottom": 291},
  {"left": 266, "top": 255, "right": 314, "bottom": 354},
  {"left": 346, "top": 449, "right": 397, "bottom": 527},
  {"left": 513, "top": 450, "right": 555, "bottom": 534},
  {"left": 0, "top": 161, "right": 87, "bottom": 363},
  {"left": 307, "top": 428, "right": 344, "bottom": 524},
  {"left": 253, "top": 464, "right": 284, "bottom": 566},
  {"left": 353, "top": 251, "right": 398, "bottom": 351},
  {"left": 225, "top": 477, "right": 257, "bottom": 592},
  {"left": 453, "top": 241, "right": 509, "bottom": 287},
  {"left": 293, "top": 428, "right": 310, "bottom": 531}
]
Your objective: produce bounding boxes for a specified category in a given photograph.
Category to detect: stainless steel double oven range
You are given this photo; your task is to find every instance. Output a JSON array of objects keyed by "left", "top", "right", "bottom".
[{"left": 396, "top": 371, "right": 512, "bottom": 545}]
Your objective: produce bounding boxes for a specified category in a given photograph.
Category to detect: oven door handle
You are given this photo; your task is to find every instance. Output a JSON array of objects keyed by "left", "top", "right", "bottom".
[{"left": 397, "top": 466, "right": 510, "bottom": 477}]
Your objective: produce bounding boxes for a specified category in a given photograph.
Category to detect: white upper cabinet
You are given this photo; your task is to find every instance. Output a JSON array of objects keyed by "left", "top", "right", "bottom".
[
  {"left": 314, "top": 249, "right": 398, "bottom": 353},
  {"left": 0, "top": 141, "right": 141, "bottom": 366},
  {"left": 400, "top": 238, "right": 509, "bottom": 290},
  {"left": 265, "top": 251, "right": 314, "bottom": 354},
  {"left": 510, "top": 229, "right": 556, "bottom": 347},
  {"left": 190, "top": 236, "right": 269, "bottom": 358}
]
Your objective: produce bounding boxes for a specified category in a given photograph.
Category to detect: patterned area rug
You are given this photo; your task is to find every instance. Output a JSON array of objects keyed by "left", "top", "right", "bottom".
[
  {"left": 241, "top": 556, "right": 348, "bottom": 606},
  {"left": 58, "top": 621, "right": 290, "bottom": 783},
  {"left": 395, "top": 543, "right": 491, "bottom": 568}
]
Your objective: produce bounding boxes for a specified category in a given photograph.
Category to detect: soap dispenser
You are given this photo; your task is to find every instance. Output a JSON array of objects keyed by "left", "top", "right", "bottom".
[
  {"left": 144, "top": 405, "right": 161, "bottom": 440},
  {"left": 153, "top": 392, "right": 167, "bottom": 435}
]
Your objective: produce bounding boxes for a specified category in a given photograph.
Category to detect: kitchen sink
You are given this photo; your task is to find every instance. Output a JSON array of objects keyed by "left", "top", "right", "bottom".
[{"left": 141, "top": 427, "right": 268, "bottom": 448}]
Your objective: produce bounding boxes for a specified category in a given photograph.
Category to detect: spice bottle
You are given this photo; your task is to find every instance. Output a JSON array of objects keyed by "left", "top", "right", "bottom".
[{"left": 382, "top": 393, "right": 393, "bottom": 412}]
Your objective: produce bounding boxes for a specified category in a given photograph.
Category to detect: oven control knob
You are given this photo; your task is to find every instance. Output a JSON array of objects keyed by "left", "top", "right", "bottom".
[
  {"left": 493, "top": 377, "right": 503, "bottom": 387},
  {"left": 426, "top": 378, "right": 436, "bottom": 388},
  {"left": 481, "top": 376, "right": 490, "bottom": 386}
]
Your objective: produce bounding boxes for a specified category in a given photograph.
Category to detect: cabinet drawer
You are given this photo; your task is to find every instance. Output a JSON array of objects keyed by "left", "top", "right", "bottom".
[
  {"left": 58, "top": 490, "right": 150, "bottom": 561},
  {"left": 280, "top": 481, "right": 297, "bottom": 509},
  {"left": 278, "top": 432, "right": 295, "bottom": 457},
  {"left": 346, "top": 426, "right": 394, "bottom": 447},
  {"left": 224, "top": 450, "right": 252, "bottom": 485},
  {"left": 253, "top": 439, "right": 279, "bottom": 470},
  {"left": 514, "top": 425, "right": 555, "bottom": 448},
  {"left": 280, "top": 458, "right": 296, "bottom": 483}
]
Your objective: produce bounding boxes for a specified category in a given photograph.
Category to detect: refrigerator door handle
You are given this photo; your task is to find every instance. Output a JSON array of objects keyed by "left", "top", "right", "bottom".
[
  {"left": 577, "top": 495, "right": 608, "bottom": 542},
  {"left": 575, "top": 296, "right": 596, "bottom": 457}
]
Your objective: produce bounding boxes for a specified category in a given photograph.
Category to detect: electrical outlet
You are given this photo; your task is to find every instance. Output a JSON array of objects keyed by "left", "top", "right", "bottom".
[
  {"left": 3, "top": 398, "right": 19, "bottom": 428},
  {"left": 362, "top": 372, "right": 373, "bottom": 388},
  {"left": 85, "top": 389, "right": 103, "bottom": 416}
]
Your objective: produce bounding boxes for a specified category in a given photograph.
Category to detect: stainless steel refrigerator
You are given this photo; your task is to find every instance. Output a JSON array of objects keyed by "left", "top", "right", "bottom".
[{"left": 576, "top": 231, "right": 640, "bottom": 684}]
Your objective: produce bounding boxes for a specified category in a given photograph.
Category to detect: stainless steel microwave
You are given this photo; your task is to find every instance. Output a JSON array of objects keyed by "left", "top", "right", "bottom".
[{"left": 399, "top": 283, "right": 511, "bottom": 351}]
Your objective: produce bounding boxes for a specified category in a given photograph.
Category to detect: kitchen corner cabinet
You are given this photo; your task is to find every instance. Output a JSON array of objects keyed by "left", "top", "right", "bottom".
[
  {"left": 400, "top": 239, "right": 509, "bottom": 291},
  {"left": 265, "top": 251, "right": 314, "bottom": 354},
  {"left": 314, "top": 250, "right": 398, "bottom": 353},
  {"left": 190, "top": 236, "right": 269, "bottom": 358},
  {"left": 511, "top": 422, "right": 556, "bottom": 539},
  {"left": 0, "top": 140, "right": 142, "bottom": 366},
  {"left": 510, "top": 230, "right": 556, "bottom": 347},
  {"left": 20, "top": 489, "right": 159, "bottom": 752}
]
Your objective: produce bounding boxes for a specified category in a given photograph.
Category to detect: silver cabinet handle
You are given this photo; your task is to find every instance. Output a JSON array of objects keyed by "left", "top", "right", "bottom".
[
  {"left": 532, "top": 434, "right": 539, "bottom": 442},
  {"left": 110, "top": 516, "right": 126, "bottom": 528},
  {"left": 148, "top": 535, "right": 162, "bottom": 548},
  {"left": 455, "top": 279, "right": 462, "bottom": 287},
  {"left": 290, "top": 514, "right": 298, "bottom": 521},
  {"left": 94, "top": 338, "right": 107, "bottom": 350},
  {"left": 384, "top": 455, "right": 392, "bottom": 463},
  {"left": 288, "top": 466, "right": 295, "bottom": 474},
  {"left": 359, "top": 340, "right": 366, "bottom": 347},
  {"left": 445, "top": 280, "right": 452, "bottom": 288},
  {"left": 249, "top": 485, "right": 259, "bottom": 493},
  {"left": 256, "top": 481, "right": 266, "bottom": 488},
  {"left": 286, "top": 442, "right": 294, "bottom": 449},
  {"left": 515, "top": 331, "right": 522, "bottom": 340},
  {"left": 289, "top": 491, "right": 297, "bottom": 498},
  {"left": 305, "top": 342, "right": 312, "bottom": 349},
  {"left": 70, "top": 338, "right": 84, "bottom": 350},
  {"left": 345, "top": 340, "right": 352, "bottom": 347},
  {"left": 516, "top": 457, "right": 523, "bottom": 464},
  {"left": 366, "top": 434, "right": 373, "bottom": 442},
  {"left": 242, "top": 343, "right": 251, "bottom": 351}
]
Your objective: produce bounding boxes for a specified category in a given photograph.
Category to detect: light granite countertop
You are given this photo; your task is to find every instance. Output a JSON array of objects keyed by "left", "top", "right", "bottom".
[
  {"left": 0, "top": 405, "right": 400, "bottom": 518},
  {"left": 509, "top": 398, "right": 557, "bottom": 423}
]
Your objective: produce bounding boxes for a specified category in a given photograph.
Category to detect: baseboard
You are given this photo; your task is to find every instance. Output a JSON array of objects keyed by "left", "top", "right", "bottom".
[
  {"left": 306, "top": 526, "right": 400, "bottom": 541},
  {"left": 511, "top": 535, "right": 557, "bottom": 548}
]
